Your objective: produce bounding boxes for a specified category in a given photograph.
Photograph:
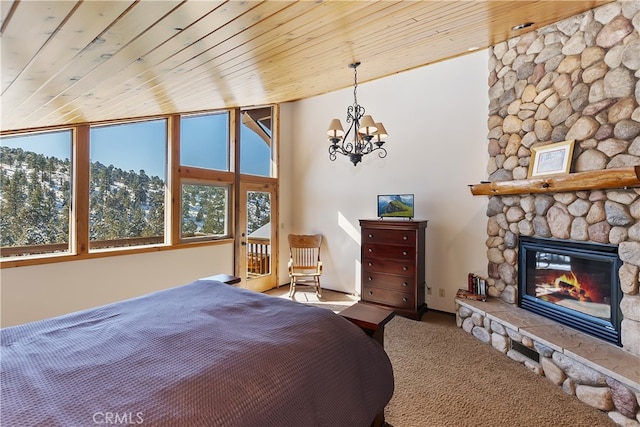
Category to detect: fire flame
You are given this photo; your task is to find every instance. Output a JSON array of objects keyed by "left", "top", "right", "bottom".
[
  {"left": 552, "top": 271, "right": 593, "bottom": 302},
  {"left": 554, "top": 272, "right": 579, "bottom": 288}
]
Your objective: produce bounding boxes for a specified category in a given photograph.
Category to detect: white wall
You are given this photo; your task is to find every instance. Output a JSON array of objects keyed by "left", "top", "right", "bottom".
[
  {"left": 277, "top": 102, "right": 295, "bottom": 288},
  {"left": 280, "top": 50, "right": 490, "bottom": 313},
  {"left": 0, "top": 244, "right": 233, "bottom": 326}
]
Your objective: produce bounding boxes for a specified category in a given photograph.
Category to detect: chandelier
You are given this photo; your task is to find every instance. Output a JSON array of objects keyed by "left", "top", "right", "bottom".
[{"left": 326, "top": 62, "right": 388, "bottom": 166}]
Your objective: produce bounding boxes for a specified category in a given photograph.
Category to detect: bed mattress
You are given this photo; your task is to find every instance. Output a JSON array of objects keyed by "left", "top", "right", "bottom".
[{"left": 1, "top": 279, "right": 394, "bottom": 426}]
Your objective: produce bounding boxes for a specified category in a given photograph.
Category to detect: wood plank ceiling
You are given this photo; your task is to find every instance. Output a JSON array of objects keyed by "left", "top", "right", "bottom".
[{"left": 0, "top": 0, "right": 613, "bottom": 132}]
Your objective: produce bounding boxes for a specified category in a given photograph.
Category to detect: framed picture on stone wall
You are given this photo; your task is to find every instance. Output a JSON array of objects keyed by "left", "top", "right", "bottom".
[{"left": 527, "top": 139, "right": 575, "bottom": 178}]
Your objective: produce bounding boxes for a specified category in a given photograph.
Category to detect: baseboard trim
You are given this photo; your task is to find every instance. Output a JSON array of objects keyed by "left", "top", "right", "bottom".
[{"left": 427, "top": 308, "right": 455, "bottom": 317}]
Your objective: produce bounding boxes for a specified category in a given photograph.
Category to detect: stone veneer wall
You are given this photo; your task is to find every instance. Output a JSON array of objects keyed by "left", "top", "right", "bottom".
[
  {"left": 456, "top": 1, "right": 640, "bottom": 425},
  {"left": 484, "top": 0, "right": 640, "bottom": 354}
]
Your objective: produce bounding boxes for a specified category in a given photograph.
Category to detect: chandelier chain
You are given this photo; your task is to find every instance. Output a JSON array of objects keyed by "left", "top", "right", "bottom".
[{"left": 353, "top": 64, "right": 358, "bottom": 107}]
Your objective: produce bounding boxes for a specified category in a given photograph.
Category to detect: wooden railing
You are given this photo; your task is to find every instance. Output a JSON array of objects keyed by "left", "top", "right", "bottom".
[
  {"left": 1, "top": 236, "right": 164, "bottom": 258},
  {"left": 247, "top": 237, "right": 270, "bottom": 275}
]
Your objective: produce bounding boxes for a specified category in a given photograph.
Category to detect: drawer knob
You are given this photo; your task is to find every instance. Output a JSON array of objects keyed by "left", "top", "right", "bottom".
[
  {"left": 368, "top": 262, "right": 373, "bottom": 267},
  {"left": 368, "top": 277, "right": 373, "bottom": 281},
  {"left": 402, "top": 282, "right": 408, "bottom": 287},
  {"left": 403, "top": 266, "right": 408, "bottom": 271},
  {"left": 368, "top": 234, "right": 373, "bottom": 238},
  {"left": 403, "top": 236, "right": 408, "bottom": 240},
  {"left": 403, "top": 297, "right": 408, "bottom": 302},
  {"left": 368, "top": 248, "right": 373, "bottom": 253},
  {"left": 369, "top": 291, "right": 373, "bottom": 295},
  {"left": 402, "top": 251, "right": 408, "bottom": 256}
]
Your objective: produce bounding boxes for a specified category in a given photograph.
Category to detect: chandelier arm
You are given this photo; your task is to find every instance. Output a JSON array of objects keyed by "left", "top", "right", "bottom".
[
  {"left": 360, "top": 143, "right": 387, "bottom": 158},
  {"left": 366, "top": 140, "right": 379, "bottom": 154},
  {"left": 329, "top": 144, "right": 349, "bottom": 156},
  {"left": 376, "top": 147, "right": 388, "bottom": 159},
  {"left": 328, "top": 136, "right": 357, "bottom": 161}
]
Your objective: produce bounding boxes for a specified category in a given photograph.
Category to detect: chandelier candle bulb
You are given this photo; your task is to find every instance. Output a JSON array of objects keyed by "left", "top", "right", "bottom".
[{"left": 374, "top": 122, "right": 388, "bottom": 146}]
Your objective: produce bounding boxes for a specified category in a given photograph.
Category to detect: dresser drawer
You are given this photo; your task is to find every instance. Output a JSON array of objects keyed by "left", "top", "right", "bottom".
[
  {"left": 362, "top": 228, "right": 416, "bottom": 245},
  {"left": 362, "top": 285, "right": 414, "bottom": 310},
  {"left": 362, "top": 257, "right": 414, "bottom": 275},
  {"left": 363, "top": 243, "right": 415, "bottom": 260},
  {"left": 362, "top": 271, "right": 414, "bottom": 292},
  {"left": 360, "top": 219, "right": 427, "bottom": 319}
]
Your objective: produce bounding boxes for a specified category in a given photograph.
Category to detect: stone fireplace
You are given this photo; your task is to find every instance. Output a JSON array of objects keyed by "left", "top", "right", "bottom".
[
  {"left": 518, "top": 236, "right": 623, "bottom": 346},
  {"left": 456, "top": 1, "right": 640, "bottom": 424}
]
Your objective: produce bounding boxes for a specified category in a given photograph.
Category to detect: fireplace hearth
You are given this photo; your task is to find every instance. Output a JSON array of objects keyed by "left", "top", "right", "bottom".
[{"left": 518, "top": 236, "right": 622, "bottom": 346}]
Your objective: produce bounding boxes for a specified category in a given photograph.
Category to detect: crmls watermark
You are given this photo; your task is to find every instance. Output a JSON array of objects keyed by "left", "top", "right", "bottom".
[{"left": 92, "top": 412, "right": 144, "bottom": 425}]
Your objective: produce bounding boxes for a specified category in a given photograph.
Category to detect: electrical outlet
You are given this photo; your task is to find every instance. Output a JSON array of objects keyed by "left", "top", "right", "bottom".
[{"left": 439, "top": 288, "right": 445, "bottom": 297}]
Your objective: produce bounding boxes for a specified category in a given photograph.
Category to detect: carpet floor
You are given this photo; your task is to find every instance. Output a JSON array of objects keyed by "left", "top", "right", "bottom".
[
  {"left": 383, "top": 310, "right": 616, "bottom": 427},
  {"left": 267, "top": 287, "right": 616, "bottom": 426}
]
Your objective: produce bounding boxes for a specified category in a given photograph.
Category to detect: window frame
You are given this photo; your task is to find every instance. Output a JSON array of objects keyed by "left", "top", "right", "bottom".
[
  {"left": 0, "top": 106, "right": 261, "bottom": 268},
  {"left": 0, "top": 127, "right": 74, "bottom": 258},
  {"left": 239, "top": 106, "right": 275, "bottom": 178},
  {"left": 180, "top": 111, "right": 231, "bottom": 172},
  {"left": 179, "top": 180, "right": 233, "bottom": 243},
  {"left": 87, "top": 118, "right": 168, "bottom": 252},
  {"left": 177, "top": 111, "right": 235, "bottom": 243}
]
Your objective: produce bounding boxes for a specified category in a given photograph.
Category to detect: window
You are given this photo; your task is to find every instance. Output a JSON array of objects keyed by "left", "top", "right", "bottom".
[
  {"left": 240, "top": 107, "right": 273, "bottom": 177},
  {"left": 179, "top": 112, "right": 233, "bottom": 242},
  {"left": 181, "top": 184, "right": 230, "bottom": 240},
  {"left": 0, "top": 130, "right": 72, "bottom": 258},
  {"left": 89, "top": 120, "right": 167, "bottom": 250},
  {"left": 181, "top": 112, "right": 229, "bottom": 171},
  {"left": 0, "top": 105, "right": 277, "bottom": 265}
]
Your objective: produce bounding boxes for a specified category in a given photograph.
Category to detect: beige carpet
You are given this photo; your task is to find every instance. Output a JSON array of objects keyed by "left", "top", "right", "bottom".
[
  {"left": 383, "top": 311, "right": 616, "bottom": 427},
  {"left": 266, "top": 287, "right": 615, "bottom": 426}
]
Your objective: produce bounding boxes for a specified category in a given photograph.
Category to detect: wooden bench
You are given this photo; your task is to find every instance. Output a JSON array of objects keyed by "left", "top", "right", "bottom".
[
  {"left": 339, "top": 302, "right": 395, "bottom": 427},
  {"left": 339, "top": 302, "right": 395, "bottom": 347}
]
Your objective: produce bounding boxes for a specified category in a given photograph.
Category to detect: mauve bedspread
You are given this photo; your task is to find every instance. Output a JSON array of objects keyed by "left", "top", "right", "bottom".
[{"left": 0, "top": 280, "right": 394, "bottom": 426}]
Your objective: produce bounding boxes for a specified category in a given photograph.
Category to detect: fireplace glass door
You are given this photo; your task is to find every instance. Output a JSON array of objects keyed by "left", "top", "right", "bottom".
[{"left": 518, "top": 236, "right": 622, "bottom": 346}]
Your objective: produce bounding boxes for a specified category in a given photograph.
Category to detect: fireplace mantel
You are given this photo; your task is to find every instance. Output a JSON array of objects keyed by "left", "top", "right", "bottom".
[{"left": 469, "top": 166, "right": 640, "bottom": 196}]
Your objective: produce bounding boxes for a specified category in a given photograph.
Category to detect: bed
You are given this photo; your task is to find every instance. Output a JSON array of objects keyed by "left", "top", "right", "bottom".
[{"left": 0, "top": 278, "right": 394, "bottom": 426}]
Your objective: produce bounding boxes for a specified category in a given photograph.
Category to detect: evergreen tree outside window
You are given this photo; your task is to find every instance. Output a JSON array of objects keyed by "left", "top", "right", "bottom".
[
  {"left": 1, "top": 105, "right": 277, "bottom": 263},
  {"left": 89, "top": 120, "right": 166, "bottom": 250},
  {"left": 181, "top": 184, "right": 229, "bottom": 239},
  {"left": 0, "top": 130, "right": 72, "bottom": 258}
]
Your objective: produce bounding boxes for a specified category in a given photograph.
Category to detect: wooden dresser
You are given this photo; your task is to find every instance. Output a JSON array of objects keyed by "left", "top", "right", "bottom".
[{"left": 360, "top": 219, "right": 428, "bottom": 320}]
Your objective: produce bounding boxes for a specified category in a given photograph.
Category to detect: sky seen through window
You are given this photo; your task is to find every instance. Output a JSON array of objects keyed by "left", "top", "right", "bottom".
[{"left": 1, "top": 116, "right": 270, "bottom": 178}]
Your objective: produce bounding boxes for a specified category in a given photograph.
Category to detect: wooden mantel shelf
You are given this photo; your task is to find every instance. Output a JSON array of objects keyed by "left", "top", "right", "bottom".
[{"left": 469, "top": 166, "right": 640, "bottom": 196}]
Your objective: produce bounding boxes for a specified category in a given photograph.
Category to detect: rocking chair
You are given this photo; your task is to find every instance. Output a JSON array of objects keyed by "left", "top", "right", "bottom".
[{"left": 287, "top": 234, "right": 323, "bottom": 297}]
